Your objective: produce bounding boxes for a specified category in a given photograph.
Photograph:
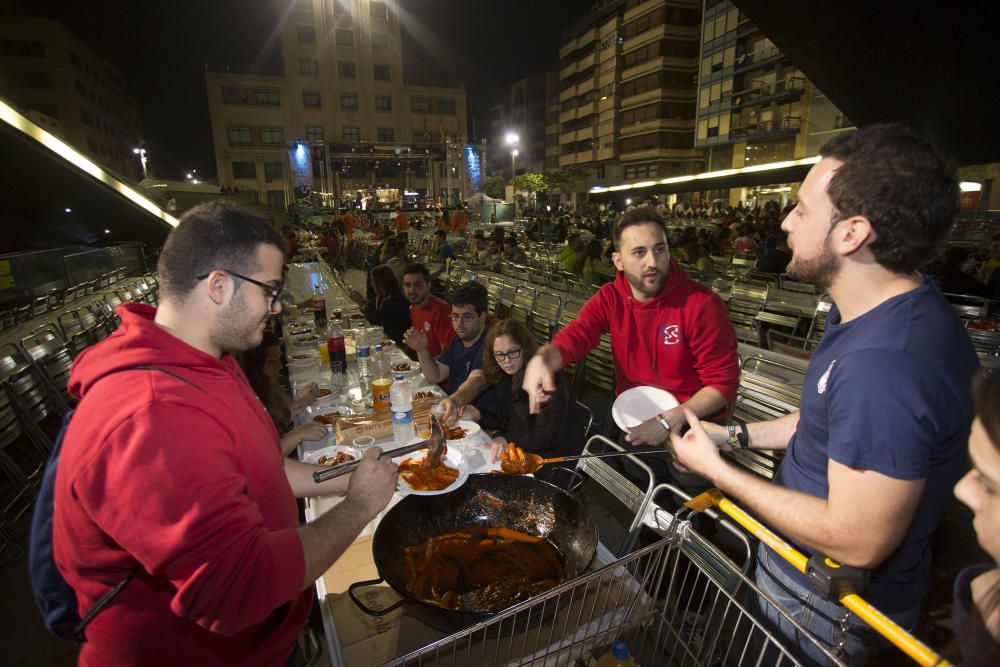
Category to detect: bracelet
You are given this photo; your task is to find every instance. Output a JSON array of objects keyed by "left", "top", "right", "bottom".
[
  {"left": 739, "top": 421, "right": 750, "bottom": 449},
  {"left": 727, "top": 423, "right": 743, "bottom": 450},
  {"left": 658, "top": 416, "right": 672, "bottom": 434}
]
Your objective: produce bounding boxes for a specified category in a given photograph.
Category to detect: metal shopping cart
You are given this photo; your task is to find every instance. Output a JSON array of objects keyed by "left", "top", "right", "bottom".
[{"left": 379, "top": 482, "right": 844, "bottom": 667}]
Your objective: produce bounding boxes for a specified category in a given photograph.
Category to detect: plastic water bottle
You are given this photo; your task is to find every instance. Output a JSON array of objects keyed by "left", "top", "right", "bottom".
[
  {"left": 356, "top": 330, "right": 372, "bottom": 396},
  {"left": 390, "top": 379, "right": 415, "bottom": 444},
  {"left": 596, "top": 642, "right": 638, "bottom": 667}
]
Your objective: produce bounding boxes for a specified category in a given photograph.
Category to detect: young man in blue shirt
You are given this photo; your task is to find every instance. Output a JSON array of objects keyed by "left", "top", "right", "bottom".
[{"left": 670, "top": 124, "right": 979, "bottom": 665}]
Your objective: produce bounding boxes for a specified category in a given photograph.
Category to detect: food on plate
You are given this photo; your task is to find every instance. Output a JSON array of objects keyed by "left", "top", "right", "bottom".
[
  {"left": 500, "top": 442, "right": 543, "bottom": 475},
  {"left": 313, "top": 413, "right": 341, "bottom": 426},
  {"left": 317, "top": 451, "right": 355, "bottom": 466},
  {"left": 381, "top": 339, "right": 395, "bottom": 348},
  {"left": 316, "top": 388, "right": 333, "bottom": 397},
  {"left": 403, "top": 526, "right": 565, "bottom": 611},
  {"left": 444, "top": 425, "right": 467, "bottom": 440},
  {"left": 398, "top": 451, "right": 458, "bottom": 491},
  {"left": 413, "top": 390, "right": 436, "bottom": 400},
  {"left": 289, "top": 353, "right": 313, "bottom": 360},
  {"left": 967, "top": 318, "right": 1000, "bottom": 332},
  {"left": 393, "top": 362, "right": 412, "bottom": 372},
  {"left": 294, "top": 335, "right": 320, "bottom": 343}
]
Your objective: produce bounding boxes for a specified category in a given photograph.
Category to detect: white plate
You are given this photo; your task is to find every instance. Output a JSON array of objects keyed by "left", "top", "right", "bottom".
[
  {"left": 611, "top": 386, "right": 679, "bottom": 432},
  {"left": 446, "top": 419, "right": 481, "bottom": 442},
  {"left": 396, "top": 448, "right": 469, "bottom": 496},
  {"left": 304, "top": 444, "right": 359, "bottom": 466}
]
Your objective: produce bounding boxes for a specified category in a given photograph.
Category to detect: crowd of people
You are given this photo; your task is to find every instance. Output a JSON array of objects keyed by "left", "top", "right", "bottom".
[{"left": 47, "top": 124, "right": 999, "bottom": 667}]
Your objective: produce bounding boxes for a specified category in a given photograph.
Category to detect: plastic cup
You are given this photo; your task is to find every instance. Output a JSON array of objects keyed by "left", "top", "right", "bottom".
[{"left": 352, "top": 435, "right": 375, "bottom": 453}]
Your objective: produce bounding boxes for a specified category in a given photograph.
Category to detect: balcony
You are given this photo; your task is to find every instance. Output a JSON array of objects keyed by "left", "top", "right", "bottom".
[
  {"left": 621, "top": 56, "right": 696, "bottom": 83},
  {"left": 732, "top": 46, "right": 785, "bottom": 74},
  {"left": 729, "top": 116, "right": 802, "bottom": 140},
  {"left": 619, "top": 118, "right": 694, "bottom": 137},
  {"left": 618, "top": 146, "right": 701, "bottom": 161},
  {"left": 728, "top": 77, "right": 806, "bottom": 109}
]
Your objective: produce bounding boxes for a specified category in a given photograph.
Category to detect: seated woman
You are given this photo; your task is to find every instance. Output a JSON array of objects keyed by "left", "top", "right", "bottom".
[
  {"left": 241, "top": 331, "right": 326, "bottom": 456},
  {"left": 951, "top": 370, "right": 1000, "bottom": 665},
  {"left": 350, "top": 264, "right": 411, "bottom": 346},
  {"left": 439, "top": 320, "right": 581, "bottom": 480}
]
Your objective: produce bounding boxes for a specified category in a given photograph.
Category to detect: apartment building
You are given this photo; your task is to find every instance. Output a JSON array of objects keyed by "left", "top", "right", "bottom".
[
  {"left": 617, "top": 0, "right": 704, "bottom": 182},
  {"left": 696, "top": 0, "right": 851, "bottom": 204},
  {"left": 488, "top": 71, "right": 559, "bottom": 177},
  {"left": 556, "top": 0, "right": 624, "bottom": 184},
  {"left": 205, "top": 0, "right": 468, "bottom": 210},
  {"left": 0, "top": 17, "right": 145, "bottom": 182}
]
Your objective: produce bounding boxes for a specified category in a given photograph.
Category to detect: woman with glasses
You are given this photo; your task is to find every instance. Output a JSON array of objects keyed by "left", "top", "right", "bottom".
[{"left": 440, "top": 320, "right": 580, "bottom": 476}]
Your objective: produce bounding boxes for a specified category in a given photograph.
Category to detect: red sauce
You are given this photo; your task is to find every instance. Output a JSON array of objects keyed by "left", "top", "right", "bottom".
[
  {"left": 399, "top": 456, "right": 459, "bottom": 491},
  {"left": 403, "top": 526, "right": 565, "bottom": 611}
]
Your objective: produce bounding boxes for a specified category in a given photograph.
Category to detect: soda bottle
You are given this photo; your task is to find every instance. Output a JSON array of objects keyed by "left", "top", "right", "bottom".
[
  {"left": 596, "top": 642, "right": 638, "bottom": 667},
  {"left": 311, "top": 284, "right": 327, "bottom": 327},
  {"left": 390, "top": 378, "right": 415, "bottom": 444},
  {"left": 326, "top": 319, "right": 347, "bottom": 371}
]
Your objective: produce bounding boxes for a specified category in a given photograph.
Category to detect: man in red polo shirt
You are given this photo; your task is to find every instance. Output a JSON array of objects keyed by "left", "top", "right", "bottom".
[
  {"left": 401, "top": 262, "right": 453, "bottom": 358},
  {"left": 523, "top": 206, "right": 739, "bottom": 444}
]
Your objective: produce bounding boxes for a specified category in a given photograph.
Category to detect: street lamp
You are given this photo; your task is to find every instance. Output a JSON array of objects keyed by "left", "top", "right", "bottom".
[
  {"left": 504, "top": 132, "right": 519, "bottom": 178},
  {"left": 132, "top": 145, "right": 148, "bottom": 179}
]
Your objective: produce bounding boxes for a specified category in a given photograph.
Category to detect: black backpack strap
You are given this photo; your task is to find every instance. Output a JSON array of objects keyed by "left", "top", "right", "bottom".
[{"left": 72, "top": 365, "right": 204, "bottom": 641}]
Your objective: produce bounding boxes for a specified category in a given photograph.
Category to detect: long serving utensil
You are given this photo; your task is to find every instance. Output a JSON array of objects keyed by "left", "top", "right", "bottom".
[
  {"left": 502, "top": 446, "right": 669, "bottom": 475},
  {"left": 312, "top": 414, "right": 446, "bottom": 483}
]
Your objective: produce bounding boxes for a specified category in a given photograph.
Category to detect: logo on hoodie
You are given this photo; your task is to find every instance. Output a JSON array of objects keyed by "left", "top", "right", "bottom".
[{"left": 662, "top": 325, "right": 681, "bottom": 345}]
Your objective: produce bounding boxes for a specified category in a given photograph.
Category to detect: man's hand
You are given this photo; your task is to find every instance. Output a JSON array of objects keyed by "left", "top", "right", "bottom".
[
  {"left": 668, "top": 408, "right": 727, "bottom": 482},
  {"left": 522, "top": 353, "right": 557, "bottom": 414},
  {"left": 460, "top": 405, "right": 481, "bottom": 422},
  {"left": 438, "top": 398, "right": 461, "bottom": 426},
  {"left": 403, "top": 327, "right": 428, "bottom": 353},
  {"left": 346, "top": 447, "right": 397, "bottom": 520},
  {"left": 625, "top": 406, "right": 683, "bottom": 447}
]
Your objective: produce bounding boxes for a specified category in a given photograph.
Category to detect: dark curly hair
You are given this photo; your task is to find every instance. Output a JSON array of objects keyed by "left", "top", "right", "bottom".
[
  {"left": 612, "top": 206, "right": 667, "bottom": 251},
  {"left": 451, "top": 281, "right": 488, "bottom": 314},
  {"left": 819, "top": 124, "right": 959, "bottom": 274}
]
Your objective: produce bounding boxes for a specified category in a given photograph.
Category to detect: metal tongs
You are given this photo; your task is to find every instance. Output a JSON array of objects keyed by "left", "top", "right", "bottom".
[{"left": 312, "top": 415, "right": 446, "bottom": 483}]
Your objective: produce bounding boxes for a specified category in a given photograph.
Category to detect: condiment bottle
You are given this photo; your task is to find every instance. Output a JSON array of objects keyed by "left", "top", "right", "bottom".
[{"left": 596, "top": 642, "right": 638, "bottom": 667}]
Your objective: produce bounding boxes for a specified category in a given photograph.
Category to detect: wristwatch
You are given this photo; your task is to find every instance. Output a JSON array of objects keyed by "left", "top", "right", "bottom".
[{"left": 657, "top": 415, "right": 672, "bottom": 434}]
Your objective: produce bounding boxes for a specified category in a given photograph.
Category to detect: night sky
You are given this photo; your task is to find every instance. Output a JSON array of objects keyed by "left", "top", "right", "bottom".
[{"left": 32, "top": 0, "right": 582, "bottom": 180}]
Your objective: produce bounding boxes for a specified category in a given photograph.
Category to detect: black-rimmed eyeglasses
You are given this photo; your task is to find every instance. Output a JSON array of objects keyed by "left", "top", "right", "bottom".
[
  {"left": 493, "top": 348, "right": 522, "bottom": 362},
  {"left": 197, "top": 270, "right": 287, "bottom": 311}
]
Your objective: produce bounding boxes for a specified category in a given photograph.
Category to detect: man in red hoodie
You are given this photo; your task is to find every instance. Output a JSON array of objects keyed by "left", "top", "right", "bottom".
[
  {"left": 523, "top": 206, "right": 739, "bottom": 446},
  {"left": 53, "top": 202, "right": 397, "bottom": 666}
]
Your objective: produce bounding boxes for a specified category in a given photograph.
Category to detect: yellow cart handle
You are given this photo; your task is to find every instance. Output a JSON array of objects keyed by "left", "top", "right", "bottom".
[{"left": 686, "top": 490, "right": 952, "bottom": 667}]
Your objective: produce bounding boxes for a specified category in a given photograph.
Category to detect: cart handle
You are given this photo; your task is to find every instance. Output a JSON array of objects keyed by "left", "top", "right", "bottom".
[
  {"left": 347, "top": 577, "right": 408, "bottom": 616},
  {"left": 685, "top": 489, "right": 953, "bottom": 667}
]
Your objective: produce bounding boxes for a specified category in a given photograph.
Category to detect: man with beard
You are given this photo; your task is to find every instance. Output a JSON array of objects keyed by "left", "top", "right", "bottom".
[
  {"left": 522, "top": 206, "right": 739, "bottom": 441},
  {"left": 401, "top": 262, "right": 453, "bottom": 358},
  {"left": 406, "top": 281, "right": 496, "bottom": 417},
  {"left": 667, "top": 125, "right": 979, "bottom": 665},
  {"left": 52, "top": 202, "right": 398, "bottom": 666}
]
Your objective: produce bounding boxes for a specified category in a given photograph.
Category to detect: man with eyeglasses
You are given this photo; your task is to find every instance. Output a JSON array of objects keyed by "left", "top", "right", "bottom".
[
  {"left": 52, "top": 202, "right": 398, "bottom": 666},
  {"left": 405, "top": 281, "right": 496, "bottom": 419}
]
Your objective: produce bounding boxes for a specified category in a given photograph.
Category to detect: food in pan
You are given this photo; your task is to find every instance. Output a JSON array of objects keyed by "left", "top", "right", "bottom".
[
  {"left": 403, "top": 526, "right": 565, "bottom": 611},
  {"left": 317, "top": 451, "right": 355, "bottom": 466},
  {"left": 398, "top": 453, "right": 459, "bottom": 491}
]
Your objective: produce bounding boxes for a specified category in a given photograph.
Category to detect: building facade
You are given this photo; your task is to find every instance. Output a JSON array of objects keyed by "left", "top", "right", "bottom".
[
  {"left": 0, "top": 17, "right": 145, "bottom": 182},
  {"left": 488, "top": 71, "right": 559, "bottom": 177},
  {"left": 205, "top": 0, "right": 468, "bottom": 211},
  {"left": 695, "top": 0, "right": 852, "bottom": 204}
]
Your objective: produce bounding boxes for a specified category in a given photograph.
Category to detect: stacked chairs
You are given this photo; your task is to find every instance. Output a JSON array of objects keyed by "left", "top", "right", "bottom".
[
  {"left": 529, "top": 292, "right": 562, "bottom": 346},
  {"left": 577, "top": 334, "right": 616, "bottom": 436},
  {"left": 779, "top": 274, "right": 817, "bottom": 294},
  {"left": 730, "top": 252, "right": 758, "bottom": 274},
  {"left": 485, "top": 276, "right": 503, "bottom": 315},
  {"left": 509, "top": 286, "right": 536, "bottom": 327},
  {"left": 495, "top": 284, "right": 517, "bottom": 319},
  {"left": 726, "top": 279, "right": 770, "bottom": 346},
  {"left": 944, "top": 292, "right": 989, "bottom": 319},
  {"left": 0, "top": 386, "right": 34, "bottom": 561},
  {"left": 805, "top": 294, "right": 834, "bottom": 347},
  {"left": 19, "top": 324, "right": 75, "bottom": 413},
  {"left": 548, "top": 272, "right": 569, "bottom": 291},
  {"left": 728, "top": 355, "right": 805, "bottom": 479},
  {"left": 965, "top": 319, "right": 1000, "bottom": 361}
]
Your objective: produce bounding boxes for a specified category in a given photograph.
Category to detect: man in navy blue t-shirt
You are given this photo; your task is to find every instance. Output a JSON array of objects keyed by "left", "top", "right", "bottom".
[
  {"left": 405, "top": 281, "right": 496, "bottom": 417},
  {"left": 670, "top": 124, "right": 979, "bottom": 665}
]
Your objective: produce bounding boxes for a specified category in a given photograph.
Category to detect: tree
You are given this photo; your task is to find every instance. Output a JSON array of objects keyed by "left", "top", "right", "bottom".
[
  {"left": 480, "top": 174, "right": 507, "bottom": 199},
  {"left": 543, "top": 165, "right": 592, "bottom": 193},
  {"left": 512, "top": 172, "right": 547, "bottom": 194}
]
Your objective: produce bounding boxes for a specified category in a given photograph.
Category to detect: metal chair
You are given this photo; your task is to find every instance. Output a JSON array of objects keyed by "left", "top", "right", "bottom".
[
  {"left": 19, "top": 325, "right": 74, "bottom": 414},
  {"left": 529, "top": 292, "right": 562, "bottom": 346},
  {"left": 509, "top": 285, "right": 536, "bottom": 327}
]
